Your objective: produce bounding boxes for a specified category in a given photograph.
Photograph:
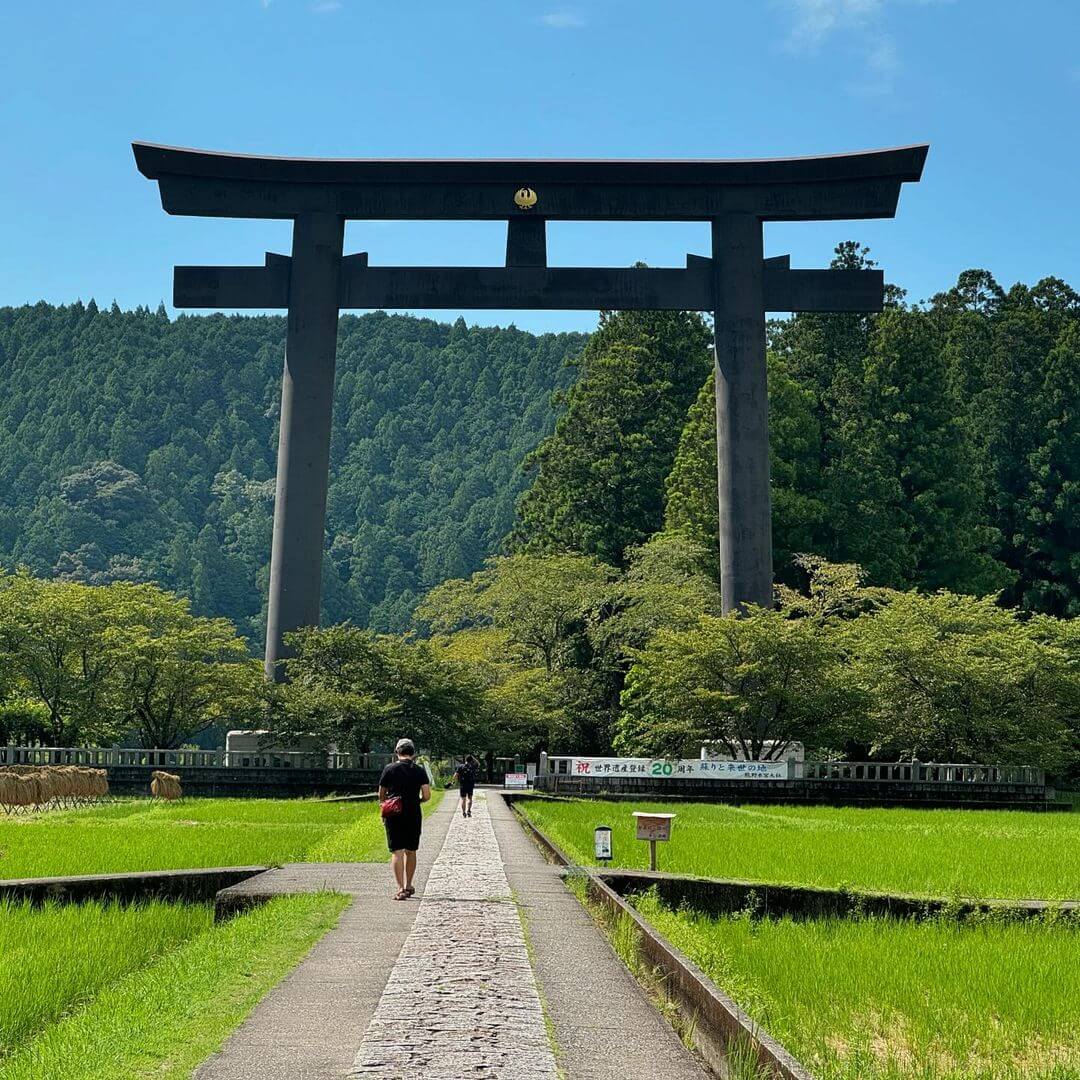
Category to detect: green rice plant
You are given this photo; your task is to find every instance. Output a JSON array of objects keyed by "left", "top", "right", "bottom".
[
  {"left": 0, "top": 899, "right": 211, "bottom": 1055},
  {"left": 0, "top": 893, "right": 348, "bottom": 1080},
  {"left": 306, "top": 790, "right": 444, "bottom": 862},
  {"left": 634, "top": 890, "right": 1080, "bottom": 1080},
  {"left": 521, "top": 798, "right": 1080, "bottom": 900},
  {"left": 0, "top": 792, "right": 442, "bottom": 879}
]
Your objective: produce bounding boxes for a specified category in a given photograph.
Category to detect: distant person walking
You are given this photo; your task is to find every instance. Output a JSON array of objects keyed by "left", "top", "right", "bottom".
[
  {"left": 378, "top": 738, "right": 432, "bottom": 901},
  {"left": 454, "top": 754, "right": 479, "bottom": 818}
]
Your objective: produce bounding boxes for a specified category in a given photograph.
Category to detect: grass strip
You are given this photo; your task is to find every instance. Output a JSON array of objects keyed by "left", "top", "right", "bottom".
[
  {"left": 0, "top": 899, "right": 212, "bottom": 1054},
  {"left": 635, "top": 890, "right": 1080, "bottom": 1080},
  {"left": 0, "top": 795, "right": 442, "bottom": 878},
  {"left": 0, "top": 893, "right": 349, "bottom": 1080},
  {"left": 520, "top": 798, "right": 1080, "bottom": 900}
]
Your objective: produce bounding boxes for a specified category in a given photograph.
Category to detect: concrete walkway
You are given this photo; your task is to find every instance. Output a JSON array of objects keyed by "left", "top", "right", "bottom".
[
  {"left": 196, "top": 800, "right": 454, "bottom": 1080},
  {"left": 197, "top": 791, "right": 710, "bottom": 1080},
  {"left": 488, "top": 793, "right": 710, "bottom": 1080}
]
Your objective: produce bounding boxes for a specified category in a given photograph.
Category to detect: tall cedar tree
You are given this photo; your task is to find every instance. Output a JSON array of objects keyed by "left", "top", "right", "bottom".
[
  {"left": 510, "top": 309, "right": 711, "bottom": 565},
  {"left": 936, "top": 273, "right": 1080, "bottom": 609}
]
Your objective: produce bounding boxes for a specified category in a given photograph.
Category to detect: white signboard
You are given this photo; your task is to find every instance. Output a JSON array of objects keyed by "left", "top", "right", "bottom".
[
  {"left": 569, "top": 757, "right": 788, "bottom": 781},
  {"left": 633, "top": 813, "right": 675, "bottom": 842},
  {"left": 594, "top": 826, "right": 612, "bottom": 860},
  {"left": 504, "top": 772, "right": 529, "bottom": 789}
]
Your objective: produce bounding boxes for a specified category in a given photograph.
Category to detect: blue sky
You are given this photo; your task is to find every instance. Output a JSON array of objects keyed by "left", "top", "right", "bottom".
[{"left": 0, "top": 0, "right": 1076, "bottom": 334}]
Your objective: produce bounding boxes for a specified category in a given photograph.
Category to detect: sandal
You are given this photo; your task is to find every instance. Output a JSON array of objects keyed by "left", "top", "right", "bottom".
[
  {"left": 394, "top": 888, "right": 409, "bottom": 901},
  {"left": 404, "top": 886, "right": 415, "bottom": 898}
]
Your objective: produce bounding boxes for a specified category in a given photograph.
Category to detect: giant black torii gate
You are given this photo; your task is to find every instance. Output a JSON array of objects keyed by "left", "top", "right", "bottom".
[{"left": 134, "top": 142, "right": 928, "bottom": 678}]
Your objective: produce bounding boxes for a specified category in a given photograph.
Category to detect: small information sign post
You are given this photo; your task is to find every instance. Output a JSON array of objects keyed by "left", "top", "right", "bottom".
[
  {"left": 504, "top": 772, "right": 528, "bottom": 790},
  {"left": 594, "top": 825, "right": 612, "bottom": 863},
  {"left": 632, "top": 812, "right": 675, "bottom": 872}
]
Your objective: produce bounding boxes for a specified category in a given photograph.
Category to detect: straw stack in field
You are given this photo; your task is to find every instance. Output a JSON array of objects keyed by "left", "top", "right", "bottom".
[
  {"left": 150, "top": 770, "right": 183, "bottom": 801},
  {"left": 0, "top": 765, "right": 110, "bottom": 811}
]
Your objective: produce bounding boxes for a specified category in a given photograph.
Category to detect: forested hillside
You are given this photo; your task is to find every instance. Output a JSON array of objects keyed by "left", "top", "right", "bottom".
[{"left": 0, "top": 303, "right": 584, "bottom": 642}]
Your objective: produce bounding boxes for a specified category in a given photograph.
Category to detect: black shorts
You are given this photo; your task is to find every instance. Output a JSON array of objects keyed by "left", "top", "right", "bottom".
[
  {"left": 459, "top": 784, "right": 475, "bottom": 797},
  {"left": 385, "top": 810, "right": 422, "bottom": 852}
]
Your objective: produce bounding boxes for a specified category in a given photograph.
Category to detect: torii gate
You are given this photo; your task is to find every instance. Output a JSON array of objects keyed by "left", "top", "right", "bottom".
[{"left": 134, "top": 142, "right": 928, "bottom": 678}]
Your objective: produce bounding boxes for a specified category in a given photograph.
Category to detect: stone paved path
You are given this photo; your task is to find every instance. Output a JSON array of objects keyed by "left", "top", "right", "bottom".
[{"left": 350, "top": 792, "right": 558, "bottom": 1080}]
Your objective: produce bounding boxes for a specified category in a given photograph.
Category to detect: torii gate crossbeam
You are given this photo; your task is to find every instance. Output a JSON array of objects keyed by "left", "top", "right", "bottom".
[{"left": 134, "top": 142, "right": 927, "bottom": 678}]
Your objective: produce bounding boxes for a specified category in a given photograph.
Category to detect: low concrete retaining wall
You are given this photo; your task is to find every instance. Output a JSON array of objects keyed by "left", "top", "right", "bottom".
[
  {"left": 105, "top": 764, "right": 381, "bottom": 798},
  {"left": 601, "top": 869, "right": 1079, "bottom": 922},
  {"left": 0, "top": 866, "right": 268, "bottom": 908},
  {"left": 534, "top": 775, "right": 1061, "bottom": 810}
]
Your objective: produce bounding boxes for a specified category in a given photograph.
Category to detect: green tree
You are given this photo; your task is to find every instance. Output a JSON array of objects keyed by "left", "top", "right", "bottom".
[
  {"left": 117, "top": 590, "right": 264, "bottom": 748},
  {"left": 417, "top": 553, "right": 616, "bottom": 674},
  {"left": 615, "top": 608, "right": 855, "bottom": 760},
  {"left": 844, "top": 591, "right": 1076, "bottom": 770},
  {"left": 1017, "top": 322, "right": 1080, "bottom": 614},
  {"left": 278, "top": 624, "right": 483, "bottom": 758},
  {"left": 937, "top": 275, "right": 1079, "bottom": 609},
  {"left": 591, "top": 531, "right": 720, "bottom": 660},
  {"left": 511, "top": 309, "right": 711, "bottom": 565},
  {"left": 842, "top": 308, "right": 1009, "bottom": 593},
  {"left": 0, "top": 575, "right": 139, "bottom": 744}
]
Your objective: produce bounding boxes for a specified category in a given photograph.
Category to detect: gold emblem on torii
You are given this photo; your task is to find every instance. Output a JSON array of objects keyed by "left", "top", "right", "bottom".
[{"left": 514, "top": 187, "right": 538, "bottom": 209}]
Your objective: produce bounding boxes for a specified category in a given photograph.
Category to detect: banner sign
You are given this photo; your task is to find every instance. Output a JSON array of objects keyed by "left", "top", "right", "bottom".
[
  {"left": 569, "top": 757, "right": 788, "bottom": 781},
  {"left": 504, "top": 772, "right": 529, "bottom": 789}
]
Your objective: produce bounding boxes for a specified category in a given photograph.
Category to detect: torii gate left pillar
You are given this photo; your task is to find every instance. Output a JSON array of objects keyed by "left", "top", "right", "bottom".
[
  {"left": 134, "top": 142, "right": 926, "bottom": 677},
  {"left": 264, "top": 214, "right": 344, "bottom": 676}
]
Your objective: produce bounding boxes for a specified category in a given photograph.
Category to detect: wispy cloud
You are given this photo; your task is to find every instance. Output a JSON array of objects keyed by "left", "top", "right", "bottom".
[
  {"left": 776, "top": 0, "right": 949, "bottom": 94},
  {"left": 782, "top": 0, "right": 881, "bottom": 52},
  {"left": 537, "top": 10, "right": 587, "bottom": 29}
]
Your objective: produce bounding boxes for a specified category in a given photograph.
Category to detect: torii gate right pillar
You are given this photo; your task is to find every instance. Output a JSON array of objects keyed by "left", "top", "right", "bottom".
[{"left": 712, "top": 214, "right": 772, "bottom": 613}]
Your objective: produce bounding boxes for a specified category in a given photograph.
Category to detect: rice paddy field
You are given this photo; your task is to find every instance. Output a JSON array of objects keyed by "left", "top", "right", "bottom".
[
  {"left": 520, "top": 798, "right": 1080, "bottom": 900},
  {"left": 0, "top": 894, "right": 347, "bottom": 1080},
  {"left": 634, "top": 891, "right": 1080, "bottom": 1080},
  {"left": 0, "top": 793, "right": 444, "bottom": 879}
]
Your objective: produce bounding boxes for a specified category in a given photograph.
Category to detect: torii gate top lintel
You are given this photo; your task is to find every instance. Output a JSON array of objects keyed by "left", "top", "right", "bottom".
[{"left": 133, "top": 141, "right": 927, "bottom": 222}]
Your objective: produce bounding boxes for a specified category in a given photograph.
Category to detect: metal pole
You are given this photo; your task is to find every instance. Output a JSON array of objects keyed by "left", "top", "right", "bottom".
[
  {"left": 712, "top": 215, "right": 773, "bottom": 612},
  {"left": 264, "top": 213, "right": 345, "bottom": 679}
]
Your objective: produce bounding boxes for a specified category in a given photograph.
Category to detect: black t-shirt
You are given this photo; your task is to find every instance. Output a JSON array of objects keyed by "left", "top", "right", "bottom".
[
  {"left": 379, "top": 760, "right": 429, "bottom": 814},
  {"left": 455, "top": 762, "right": 478, "bottom": 787}
]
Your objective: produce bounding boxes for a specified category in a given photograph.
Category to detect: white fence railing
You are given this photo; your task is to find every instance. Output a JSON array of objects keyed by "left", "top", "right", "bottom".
[{"left": 0, "top": 745, "right": 393, "bottom": 772}]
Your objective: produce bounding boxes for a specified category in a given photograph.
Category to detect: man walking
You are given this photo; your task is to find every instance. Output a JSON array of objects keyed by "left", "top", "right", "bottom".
[
  {"left": 454, "top": 754, "right": 479, "bottom": 818},
  {"left": 378, "top": 738, "right": 432, "bottom": 900}
]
